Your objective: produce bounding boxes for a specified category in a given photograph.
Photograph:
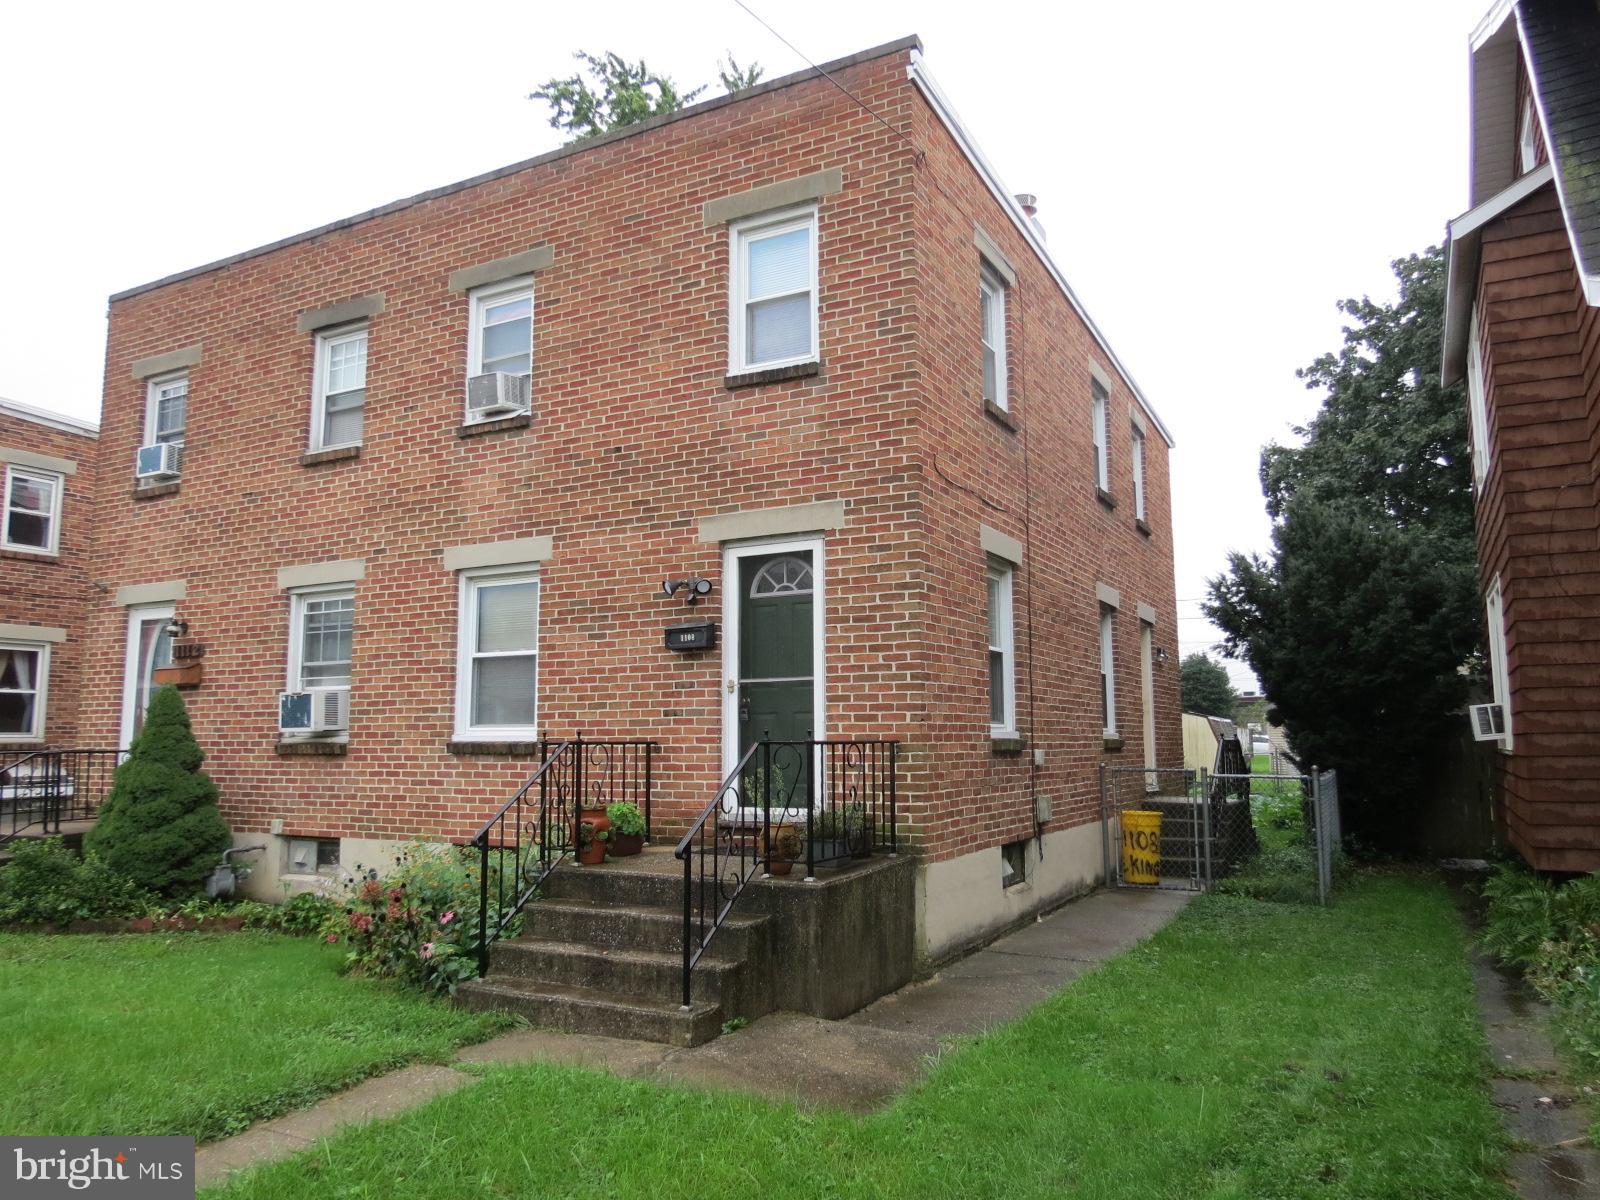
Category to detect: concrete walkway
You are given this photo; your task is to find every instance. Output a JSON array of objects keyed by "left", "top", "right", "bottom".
[{"left": 196, "top": 885, "right": 1190, "bottom": 1189}]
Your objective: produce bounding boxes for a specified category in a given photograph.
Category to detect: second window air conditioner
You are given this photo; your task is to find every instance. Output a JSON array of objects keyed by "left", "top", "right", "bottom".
[
  {"left": 278, "top": 687, "right": 349, "bottom": 736},
  {"left": 466, "top": 372, "right": 531, "bottom": 421}
]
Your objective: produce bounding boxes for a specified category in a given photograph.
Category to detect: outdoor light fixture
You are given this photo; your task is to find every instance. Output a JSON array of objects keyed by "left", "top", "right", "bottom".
[
  {"left": 1155, "top": 647, "right": 1170, "bottom": 665},
  {"left": 661, "top": 576, "right": 714, "bottom": 605},
  {"left": 165, "top": 617, "right": 190, "bottom": 638}
]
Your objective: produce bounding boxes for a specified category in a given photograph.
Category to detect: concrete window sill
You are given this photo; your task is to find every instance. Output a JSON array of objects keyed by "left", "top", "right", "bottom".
[
  {"left": 457, "top": 413, "right": 532, "bottom": 439},
  {"left": 133, "top": 481, "right": 181, "bottom": 501},
  {"left": 1102, "top": 736, "right": 1125, "bottom": 753},
  {"left": 1096, "top": 487, "right": 1117, "bottom": 511},
  {"left": 301, "top": 445, "right": 361, "bottom": 467},
  {"left": 991, "top": 735, "right": 1026, "bottom": 754},
  {"left": 1135, "top": 517, "right": 1152, "bottom": 537},
  {"left": 983, "top": 399, "right": 1018, "bottom": 432},
  {"left": 724, "top": 360, "right": 821, "bottom": 389},
  {"left": 0, "top": 548, "right": 58, "bottom": 563},
  {"left": 447, "top": 740, "right": 542, "bottom": 757},
  {"left": 275, "top": 740, "right": 348, "bottom": 756}
]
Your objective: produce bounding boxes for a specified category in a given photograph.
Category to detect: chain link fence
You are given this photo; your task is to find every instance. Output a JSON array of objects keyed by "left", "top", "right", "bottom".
[{"left": 1100, "top": 756, "right": 1342, "bottom": 906}]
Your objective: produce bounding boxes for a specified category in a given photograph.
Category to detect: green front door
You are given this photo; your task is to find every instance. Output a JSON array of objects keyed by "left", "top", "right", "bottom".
[{"left": 737, "top": 551, "right": 816, "bottom": 809}]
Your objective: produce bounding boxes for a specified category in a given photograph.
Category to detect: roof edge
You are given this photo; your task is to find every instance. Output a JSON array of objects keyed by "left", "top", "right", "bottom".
[
  {"left": 0, "top": 397, "right": 99, "bottom": 437},
  {"left": 109, "top": 35, "right": 923, "bottom": 304},
  {"left": 906, "top": 50, "right": 1174, "bottom": 448}
]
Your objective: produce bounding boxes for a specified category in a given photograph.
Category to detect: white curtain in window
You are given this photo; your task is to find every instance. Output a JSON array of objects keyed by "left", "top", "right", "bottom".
[
  {"left": 472, "top": 580, "right": 537, "bottom": 727},
  {"left": 746, "top": 227, "right": 812, "bottom": 364}
]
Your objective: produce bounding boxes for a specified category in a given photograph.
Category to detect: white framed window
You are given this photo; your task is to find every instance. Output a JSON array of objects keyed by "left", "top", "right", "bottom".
[
  {"left": 1519, "top": 95, "right": 1539, "bottom": 174},
  {"left": 465, "top": 279, "right": 533, "bottom": 420},
  {"left": 729, "top": 207, "right": 818, "bottom": 374},
  {"left": 144, "top": 372, "right": 188, "bottom": 448},
  {"left": 980, "top": 268, "right": 1008, "bottom": 411},
  {"left": 1100, "top": 605, "right": 1117, "bottom": 736},
  {"left": 1131, "top": 423, "right": 1146, "bottom": 521},
  {"left": 1486, "top": 575, "right": 1513, "bottom": 750},
  {"left": 1467, "top": 303, "right": 1490, "bottom": 486},
  {"left": 454, "top": 565, "right": 539, "bottom": 740},
  {"left": 311, "top": 325, "right": 367, "bottom": 450},
  {"left": 987, "top": 561, "right": 1016, "bottom": 736},
  {"left": 1092, "top": 381, "right": 1110, "bottom": 492},
  {"left": 2, "top": 465, "right": 62, "bottom": 554},
  {"left": 288, "top": 587, "right": 355, "bottom": 692},
  {"left": 0, "top": 641, "right": 48, "bottom": 742}
]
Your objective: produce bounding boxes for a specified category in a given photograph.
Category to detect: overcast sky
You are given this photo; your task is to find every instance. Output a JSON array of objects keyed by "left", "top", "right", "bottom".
[{"left": 0, "top": 0, "right": 1485, "bottom": 688}]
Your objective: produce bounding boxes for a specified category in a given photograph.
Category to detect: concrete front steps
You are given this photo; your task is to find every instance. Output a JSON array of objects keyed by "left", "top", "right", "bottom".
[
  {"left": 456, "top": 847, "right": 774, "bottom": 1048},
  {"left": 0, "top": 817, "right": 95, "bottom": 864}
]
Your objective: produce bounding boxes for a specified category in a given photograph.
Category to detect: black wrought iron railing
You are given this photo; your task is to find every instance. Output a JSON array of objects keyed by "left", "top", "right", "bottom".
[
  {"left": 0, "top": 748, "right": 125, "bottom": 848},
  {"left": 675, "top": 737, "right": 898, "bottom": 1008},
  {"left": 471, "top": 736, "right": 657, "bottom": 976}
]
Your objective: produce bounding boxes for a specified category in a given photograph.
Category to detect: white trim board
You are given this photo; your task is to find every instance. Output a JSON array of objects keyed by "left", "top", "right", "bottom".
[{"left": 907, "top": 51, "right": 1174, "bottom": 448}]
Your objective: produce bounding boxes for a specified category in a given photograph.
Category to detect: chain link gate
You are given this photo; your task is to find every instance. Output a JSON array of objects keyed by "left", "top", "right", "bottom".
[{"left": 1101, "top": 760, "right": 1342, "bottom": 905}]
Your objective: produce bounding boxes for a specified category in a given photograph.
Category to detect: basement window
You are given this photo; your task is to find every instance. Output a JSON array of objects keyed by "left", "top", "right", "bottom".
[
  {"left": 1001, "top": 839, "right": 1028, "bottom": 888},
  {"left": 287, "top": 837, "right": 340, "bottom": 876}
]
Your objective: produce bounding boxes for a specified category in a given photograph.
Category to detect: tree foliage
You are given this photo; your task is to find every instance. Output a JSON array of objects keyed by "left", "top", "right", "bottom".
[
  {"left": 1180, "top": 653, "right": 1238, "bottom": 718},
  {"left": 1204, "top": 247, "right": 1480, "bottom": 850},
  {"left": 84, "top": 687, "right": 231, "bottom": 895},
  {"left": 531, "top": 51, "right": 763, "bottom": 143}
]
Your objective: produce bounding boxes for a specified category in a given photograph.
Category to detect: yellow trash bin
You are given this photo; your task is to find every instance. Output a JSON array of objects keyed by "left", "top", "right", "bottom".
[{"left": 1121, "top": 810, "right": 1162, "bottom": 885}]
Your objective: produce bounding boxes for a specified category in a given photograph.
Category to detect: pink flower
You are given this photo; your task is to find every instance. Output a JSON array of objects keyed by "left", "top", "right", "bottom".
[
  {"left": 419, "top": 942, "right": 435, "bottom": 960},
  {"left": 440, "top": 911, "right": 455, "bottom": 926},
  {"left": 324, "top": 933, "right": 338, "bottom": 944}
]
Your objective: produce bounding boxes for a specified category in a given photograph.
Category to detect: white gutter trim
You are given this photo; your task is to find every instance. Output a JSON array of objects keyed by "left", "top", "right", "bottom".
[
  {"left": 907, "top": 50, "right": 1175, "bottom": 448},
  {"left": 1513, "top": 6, "right": 1600, "bottom": 309},
  {"left": 0, "top": 397, "right": 98, "bottom": 437},
  {"left": 1442, "top": 163, "right": 1556, "bottom": 383},
  {"left": 1470, "top": 0, "right": 1515, "bottom": 51},
  {"left": 1453, "top": 161, "right": 1554, "bottom": 239}
]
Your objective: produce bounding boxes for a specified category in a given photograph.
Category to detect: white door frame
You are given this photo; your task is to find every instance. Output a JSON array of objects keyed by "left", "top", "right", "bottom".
[
  {"left": 720, "top": 536, "right": 827, "bottom": 782},
  {"left": 120, "top": 602, "right": 174, "bottom": 748},
  {"left": 1139, "top": 619, "right": 1157, "bottom": 790}
]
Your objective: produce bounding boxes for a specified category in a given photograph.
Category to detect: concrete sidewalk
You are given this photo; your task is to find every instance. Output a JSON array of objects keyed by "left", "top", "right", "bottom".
[{"left": 196, "top": 885, "right": 1190, "bottom": 1189}]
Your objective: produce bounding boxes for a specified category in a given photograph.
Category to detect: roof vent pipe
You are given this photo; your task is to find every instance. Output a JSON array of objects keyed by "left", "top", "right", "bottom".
[{"left": 1014, "top": 193, "right": 1046, "bottom": 241}]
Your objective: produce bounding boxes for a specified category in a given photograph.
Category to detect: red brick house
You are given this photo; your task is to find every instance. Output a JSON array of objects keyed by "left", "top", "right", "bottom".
[
  {"left": 19, "top": 38, "right": 1179, "bottom": 1031},
  {"left": 1443, "top": 1, "right": 1600, "bottom": 871},
  {"left": 0, "top": 399, "right": 98, "bottom": 750}
]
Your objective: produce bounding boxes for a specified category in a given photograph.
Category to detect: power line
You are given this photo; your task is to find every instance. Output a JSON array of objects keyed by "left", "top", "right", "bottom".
[{"left": 731, "top": 0, "right": 923, "bottom": 160}]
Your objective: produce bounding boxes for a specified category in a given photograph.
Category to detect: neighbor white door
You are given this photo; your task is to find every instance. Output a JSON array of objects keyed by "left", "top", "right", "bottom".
[{"left": 119, "top": 604, "right": 174, "bottom": 747}]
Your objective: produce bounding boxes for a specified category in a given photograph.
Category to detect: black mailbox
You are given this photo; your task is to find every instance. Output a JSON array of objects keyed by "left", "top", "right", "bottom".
[{"left": 665, "top": 621, "right": 717, "bottom": 652}]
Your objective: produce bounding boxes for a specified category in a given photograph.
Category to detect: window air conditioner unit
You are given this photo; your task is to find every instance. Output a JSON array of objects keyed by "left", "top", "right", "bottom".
[
  {"left": 279, "top": 687, "right": 349, "bottom": 736},
  {"left": 1469, "top": 702, "right": 1506, "bottom": 742},
  {"left": 135, "top": 442, "right": 183, "bottom": 480},
  {"left": 466, "top": 372, "right": 530, "bottom": 421}
]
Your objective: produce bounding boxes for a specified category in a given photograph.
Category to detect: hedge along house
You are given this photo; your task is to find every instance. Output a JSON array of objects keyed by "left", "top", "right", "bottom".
[
  {"left": 75, "top": 37, "right": 1180, "bottom": 1033},
  {"left": 1443, "top": 1, "right": 1600, "bottom": 872}
]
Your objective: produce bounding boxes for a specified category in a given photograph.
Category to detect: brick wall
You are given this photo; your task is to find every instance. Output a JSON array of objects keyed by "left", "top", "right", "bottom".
[
  {"left": 79, "top": 42, "right": 1178, "bottom": 871},
  {"left": 0, "top": 409, "right": 99, "bottom": 747}
]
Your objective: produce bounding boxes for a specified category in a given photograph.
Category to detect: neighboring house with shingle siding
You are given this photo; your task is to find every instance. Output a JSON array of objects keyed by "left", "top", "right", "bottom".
[{"left": 1442, "top": 0, "right": 1600, "bottom": 871}]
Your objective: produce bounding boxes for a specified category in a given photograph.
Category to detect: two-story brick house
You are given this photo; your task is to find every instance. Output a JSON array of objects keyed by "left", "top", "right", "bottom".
[
  {"left": 68, "top": 37, "right": 1178, "bottom": 998},
  {"left": 0, "top": 398, "right": 98, "bottom": 750},
  {"left": 1442, "top": 0, "right": 1600, "bottom": 871}
]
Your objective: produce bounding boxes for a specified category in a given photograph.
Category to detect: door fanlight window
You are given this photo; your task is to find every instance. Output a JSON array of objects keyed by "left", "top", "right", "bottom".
[{"left": 748, "top": 556, "right": 813, "bottom": 597}]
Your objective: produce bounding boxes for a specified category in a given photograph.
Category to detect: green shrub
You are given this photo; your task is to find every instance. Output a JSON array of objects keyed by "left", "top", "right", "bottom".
[
  {"left": 0, "top": 838, "right": 154, "bottom": 925},
  {"left": 232, "top": 892, "right": 340, "bottom": 934},
  {"left": 84, "top": 686, "right": 232, "bottom": 896},
  {"left": 606, "top": 802, "right": 645, "bottom": 836},
  {"left": 1481, "top": 864, "right": 1600, "bottom": 1069},
  {"left": 323, "top": 842, "right": 521, "bottom": 995},
  {"left": 1215, "top": 844, "right": 1323, "bottom": 905}
]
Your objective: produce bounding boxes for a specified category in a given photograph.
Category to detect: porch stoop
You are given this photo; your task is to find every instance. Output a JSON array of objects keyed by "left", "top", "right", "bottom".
[
  {"left": 456, "top": 848, "right": 776, "bottom": 1048},
  {"left": 456, "top": 845, "right": 917, "bottom": 1047}
]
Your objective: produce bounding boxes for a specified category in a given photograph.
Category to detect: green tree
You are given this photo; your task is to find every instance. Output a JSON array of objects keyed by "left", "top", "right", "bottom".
[
  {"left": 84, "top": 687, "right": 231, "bottom": 895},
  {"left": 1205, "top": 247, "right": 1480, "bottom": 851},
  {"left": 531, "top": 51, "right": 762, "bottom": 143},
  {"left": 1180, "top": 653, "right": 1238, "bottom": 717}
]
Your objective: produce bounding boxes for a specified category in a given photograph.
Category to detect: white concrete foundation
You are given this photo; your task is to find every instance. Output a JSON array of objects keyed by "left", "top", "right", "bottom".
[{"left": 916, "top": 820, "right": 1106, "bottom": 965}]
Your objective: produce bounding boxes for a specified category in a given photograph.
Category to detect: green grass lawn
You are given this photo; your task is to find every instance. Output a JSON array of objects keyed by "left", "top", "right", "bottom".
[
  {"left": 208, "top": 874, "right": 1509, "bottom": 1200},
  {"left": 0, "top": 932, "right": 511, "bottom": 1141}
]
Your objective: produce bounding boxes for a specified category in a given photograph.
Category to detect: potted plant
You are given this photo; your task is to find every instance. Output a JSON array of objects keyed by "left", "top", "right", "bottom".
[
  {"left": 606, "top": 802, "right": 646, "bottom": 857},
  {"left": 576, "top": 819, "right": 609, "bottom": 866},
  {"left": 767, "top": 822, "right": 803, "bottom": 876}
]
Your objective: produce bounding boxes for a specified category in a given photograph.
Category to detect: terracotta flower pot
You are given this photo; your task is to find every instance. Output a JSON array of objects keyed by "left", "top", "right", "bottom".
[
  {"left": 576, "top": 807, "right": 610, "bottom": 865},
  {"left": 767, "top": 857, "right": 794, "bottom": 877}
]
